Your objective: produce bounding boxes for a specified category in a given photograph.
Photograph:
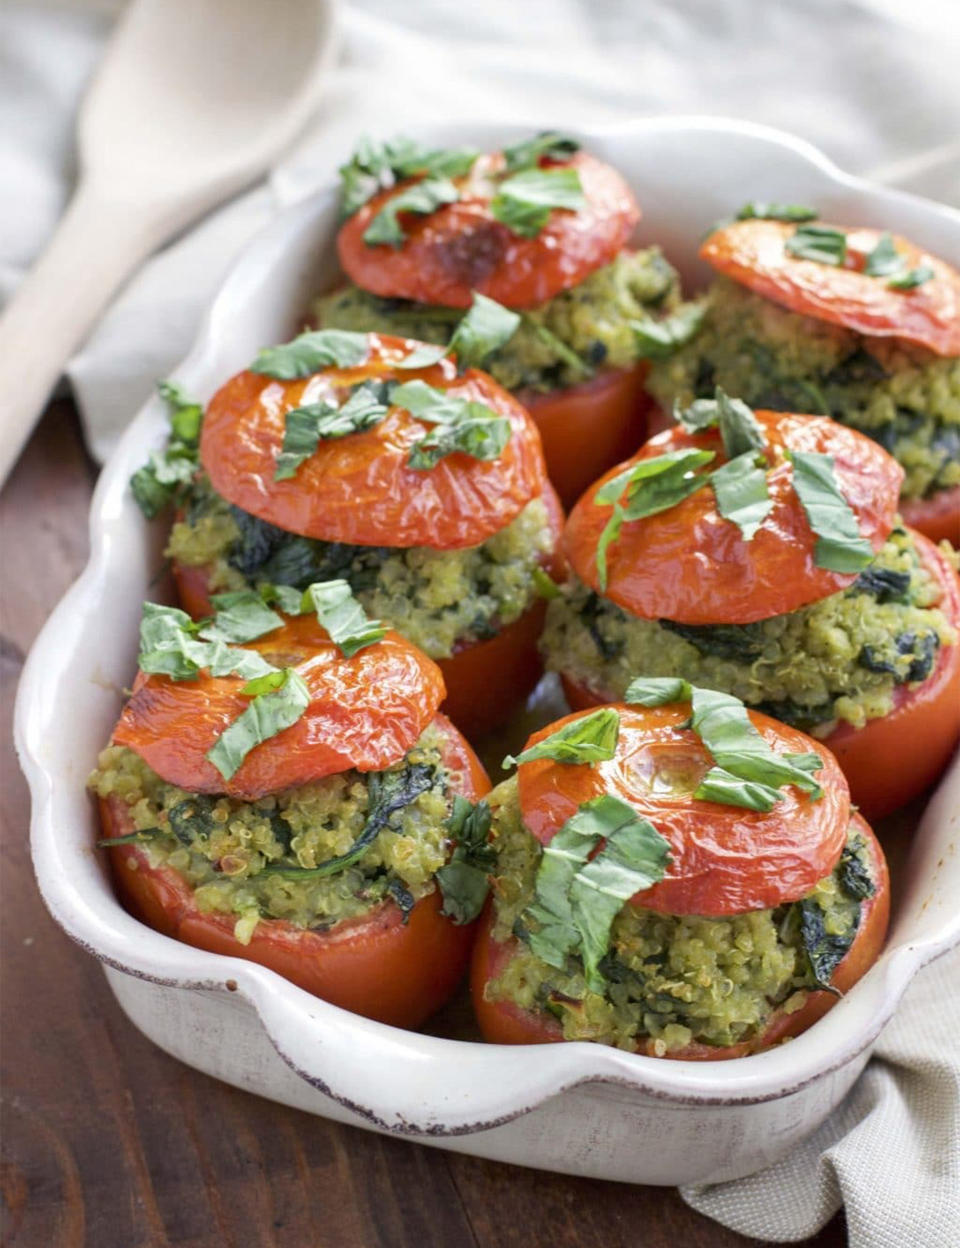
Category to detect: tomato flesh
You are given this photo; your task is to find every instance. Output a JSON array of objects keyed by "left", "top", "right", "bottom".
[
  {"left": 471, "top": 815, "right": 888, "bottom": 1057},
  {"left": 337, "top": 151, "right": 639, "bottom": 310},
  {"left": 899, "top": 485, "right": 960, "bottom": 548},
  {"left": 114, "top": 614, "right": 445, "bottom": 800},
  {"left": 516, "top": 703, "right": 851, "bottom": 915},
  {"left": 200, "top": 334, "right": 547, "bottom": 550},
  {"left": 702, "top": 219, "right": 960, "bottom": 356},
  {"left": 565, "top": 411, "right": 902, "bottom": 625},
  {"left": 101, "top": 714, "right": 490, "bottom": 1028}
]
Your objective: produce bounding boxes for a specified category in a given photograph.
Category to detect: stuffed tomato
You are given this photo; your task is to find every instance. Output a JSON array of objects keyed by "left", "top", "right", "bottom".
[
  {"left": 161, "top": 332, "right": 565, "bottom": 737},
  {"left": 645, "top": 209, "right": 960, "bottom": 543},
  {"left": 540, "top": 397, "right": 960, "bottom": 818},
  {"left": 312, "top": 132, "right": 684, "bottom": 506},
  {"left": 90, "top": 603, "right": 493, "bottom": 1029},
  {"left": 471, "top": 696, "right": 889, "bottom": 1058}
]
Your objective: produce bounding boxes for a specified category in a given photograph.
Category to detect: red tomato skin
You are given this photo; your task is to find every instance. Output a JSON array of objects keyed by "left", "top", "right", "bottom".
[
  {"left": 113, "top": 615, "right": 446, "bottom": 800},
  {"left": 516, "top": 704, "right": 851, "bottom": 916},
  {"left": 701, "top": 219, "right": 960, "bottom": 356},
  {"left": 337, "top": 151, "right": 640, "bottom": 310},
  {"left": 823, "top": 532, "right": 960, "bottom": 819},
  {"left": 565, "top": 411, "right": 903, "bottom": 625},
  {"left": 521, "top": 366, "right": 654, "bottom": 510},
  {"left": 471, "top": 815, "right": 888, "bottom": 1058},
  {"left": 200, "top": 335, "right": 547, "bottom": 551},
  {"left": 899, "top": 485, "right": 960, "bottom": 548},
  {"left": 100, "top": 714, "right": 490, "bottom": 1029}
]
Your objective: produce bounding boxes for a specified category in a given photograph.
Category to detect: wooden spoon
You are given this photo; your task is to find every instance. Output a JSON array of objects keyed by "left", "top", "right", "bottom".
[{"left": 0, "top": 0, "right": 338, "bottom": 485}]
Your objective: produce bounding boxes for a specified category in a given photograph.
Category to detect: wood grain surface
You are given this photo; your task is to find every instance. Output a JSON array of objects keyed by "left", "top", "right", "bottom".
[{"left": 0, "top": 402, "right": 848, "bottom": 1248}]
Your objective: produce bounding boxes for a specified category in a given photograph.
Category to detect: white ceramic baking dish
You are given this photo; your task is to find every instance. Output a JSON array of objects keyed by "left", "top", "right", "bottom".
[{"left": 16, "top": 117, "right": 960, "bottom": 1186}]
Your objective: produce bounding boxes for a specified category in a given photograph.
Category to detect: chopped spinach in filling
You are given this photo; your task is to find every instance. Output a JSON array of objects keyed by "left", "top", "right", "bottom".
[
  {"left": 166, "top": 479, "right": 553, "bottom": 659},
  {"left": 647, "top": 278, "right": 960, "bottom": 500},
  {"left": 541, "top": 526, "right": 955, "bottom": 732},
  {"left": 89, "top": 725, "right": 459, "bottom": 943},
  {"left": 484, "top": 778, "right": 874, "bottom": 1052},
  {"left": 313, "top": 248, "right": 681, "bottom": 394}
]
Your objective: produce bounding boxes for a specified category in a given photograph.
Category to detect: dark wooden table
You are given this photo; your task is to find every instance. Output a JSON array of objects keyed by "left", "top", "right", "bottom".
[{"left": 0, "top": 402, "right": 846, "bottom": 1247}]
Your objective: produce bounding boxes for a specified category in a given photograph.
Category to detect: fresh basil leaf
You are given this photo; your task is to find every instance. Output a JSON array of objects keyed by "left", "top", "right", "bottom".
[
  {"left": 407, "top": 412, "right": 511, "bottom": 469},
  {"left": 624, "top": 675, "right": 691, "bottom": 706},
  {"left": 262, "top": 762, "right": 436, "bottom": 879},
  {"left": 863, "top": 232, "right": 901, "bottom": 277},
  {"left": 787, "top": 450, "right": 875, "bottom": 573},
  {"left": 206, "top": 668, "right": 311, "bottom": 781},
  {"left": 437, "top": 796, "right": 495, "bottom": 925},
  {"left": 532, "top": 566, "right": 561, "bottom": 600},
  {"left": 677, "top": 389, "right": 766, "bottom": 458},
  {"left": 568, "top": 798, "right": 671, "bottom": 990},
  {"left": 736, "top": 202, "right": 818, "bottom": 223},
  {"left": 490, "top": 167, "right": 586, "bottom": 238},
  {"left": 785, "top": 224, "right": 847, "bottom": 266},
  {"left": 593, "top": 450, "right": 714, "bottom": 590},
  {"left": 632, "top": 304, "right": 706, "bottom": 359},
  {"left": 694, "top": 766, "right": 782, "bottom": 812},
  {"left": 200, "top": 591, "right": 284, "bottom": 644},
  {"left": 503, "top": 707, "right": 620, "bottom": 769},
  {"left": 138, "top": 602, "right": 275, "bottom": 683},
  {"left": 274, "top": 383, "right": 390, "bottom": 480},
  {"left": 363, "top": 176, "right": 460, "bottom": 247},
  {"left": 711, "top": 451, "right": 773, "bottom": 540},
  {"left": 524, "top": 804, "right": 603, "bottom": 968},
  {"left": 130, "top": 381, "right": 203, "bottom": 519},
  {"left": 447, "top": 293, "right": 521, "bottom": 370},
  {"left": 888, "top": 265, "right": 934, "bottom": 290},
  {"left": 390, "top": 379, "right": 465, "bottom": 424},
  {"left": 502, "top": 131, "right": 581, "bottom": 173},
  {"left": 338, "top": 136, "right": 478, "bottom": 217},
  {"left": 302, "top": 579, "right": 385, "bottom": 657},
  {"left": 252, "top": 330, "right": 370, "bottom": 380}
]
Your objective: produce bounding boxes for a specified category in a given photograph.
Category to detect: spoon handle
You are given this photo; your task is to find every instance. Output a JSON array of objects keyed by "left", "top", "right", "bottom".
[{"left": 0, "top": 181, "right": 168, "bottom": 485}]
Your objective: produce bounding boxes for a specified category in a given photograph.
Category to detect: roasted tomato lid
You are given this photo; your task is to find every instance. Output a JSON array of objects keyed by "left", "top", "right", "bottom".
[
  {"left": 565, "top": 409, "right": 902, "bottom": 625},
  {"left": 337, "top": 150, "right": 639, "bottom": 309},
  {"left": 702, "top": 218, "right": 960, "bottom": 356},
  {"left": 516, "top": 703, "right": 851, "bottom": 916},
  {"left": 200, "top": 333, "right": 547, "bottom": 550},
  {"left": 114, "top": 614, "right": 445, "bottom": 800}
]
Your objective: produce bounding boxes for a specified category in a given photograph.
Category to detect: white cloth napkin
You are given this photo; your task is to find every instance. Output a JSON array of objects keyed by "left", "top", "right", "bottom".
[{"left": 3, "top": 3, "right": 959, "bottom": 1242}]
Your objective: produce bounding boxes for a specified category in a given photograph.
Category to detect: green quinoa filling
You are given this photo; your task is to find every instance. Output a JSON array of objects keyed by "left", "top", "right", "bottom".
[
  {"left": 647, "top": 278, "right": 960, "bottom": 501},
  {"left": 312, "top": 248, "right": 681, "bottom": 394},
  {"left": 89, "top": 724, "right": 460, "bottom": 943},
  {"left": 484, "top": 778, "right": 874, "bottom": 1052},
  {"left": 541, "top": 526, "right": 955, "bottom": 732},
  {"left": 166, "top": 480, "right": 553, "bottom": 659}
]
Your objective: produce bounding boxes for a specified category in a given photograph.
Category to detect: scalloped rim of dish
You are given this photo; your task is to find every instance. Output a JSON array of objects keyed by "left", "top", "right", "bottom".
[{"left": 16, "top": 114, "right": 960, "bottom": 1137}]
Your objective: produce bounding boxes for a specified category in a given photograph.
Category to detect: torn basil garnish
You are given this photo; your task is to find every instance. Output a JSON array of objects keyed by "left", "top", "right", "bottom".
[
  {"left": 736, "top": 202, "right": 818, "bottom": 223},
  {"left": 200, "top": 591, "right": 285, "bottom": 645},
  {"left": 593, "top": 449, "right": 715, "bottom": 589},
  {"left": 787, "top": 449, "right": 875, "bottom": 573},
  {"left": 338, "top": 136, "right": 479, "bottom": 218},
  {"left": 490, "top": 166, "right": 586, "bottom": 238},
  {"left": 625, "top": 678, "right": 823, "bottom": 811},
  {"left": 138, "top": 603, "right": 275, "bottom": 682},
  {"left": 363, "top": 176, "right": 461, "bottom": 247},
  {"left": 785, "top": 224, "right": 848, "bottom": 267},
  {"left": 632, "top": 303, "right": 706, "bottom": 360},
  {"left": 301, "top": 579, "right": 386, "bottom": 657},
  {"left": 888, "top": 265, "right": 934, "bottom": 290},
  {"left": 130, "top": 381, "right": 203, "bottom": 519},
  {"left": 206, "top": 668, "right": 311, "bottom": 781},
  {"left": 274, "top": 382, "right": 390, "bottom": 481},
  {"left": 502, "top": 707, "right": 620, "bottom": 769},
  {"left": 863, "top": 232, "right": 901, "bottom": 277},
  {"left": 386, "top": 292, "right": 522, "bottom": 372},
  {"left": 502, "top": 131, "right": 581, "bottom": 173},
  {"left": 522, "top": 793, "right": 671, "bottom": 990},
  {"left": 437, "top": 797, "right": 495, "bottom": 924},
  {"left": 391, "top": 379, "right": 512, "bottom": 469},
  {"left": 252, "top": 330, "right": 370, "bottom": 380},
  {"left": 710, "top": 450, "right": 773, "bottom": 541}
]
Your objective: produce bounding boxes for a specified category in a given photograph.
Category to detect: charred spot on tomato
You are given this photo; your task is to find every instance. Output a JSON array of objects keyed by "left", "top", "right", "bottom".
[{"left": 431, "top": 219, "right": 512, "bottom": 289}]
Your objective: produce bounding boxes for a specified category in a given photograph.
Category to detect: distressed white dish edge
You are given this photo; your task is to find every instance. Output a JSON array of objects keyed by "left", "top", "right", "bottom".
[{"left": 16, "top": 116, "right": 960, "bottom": 1186}]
